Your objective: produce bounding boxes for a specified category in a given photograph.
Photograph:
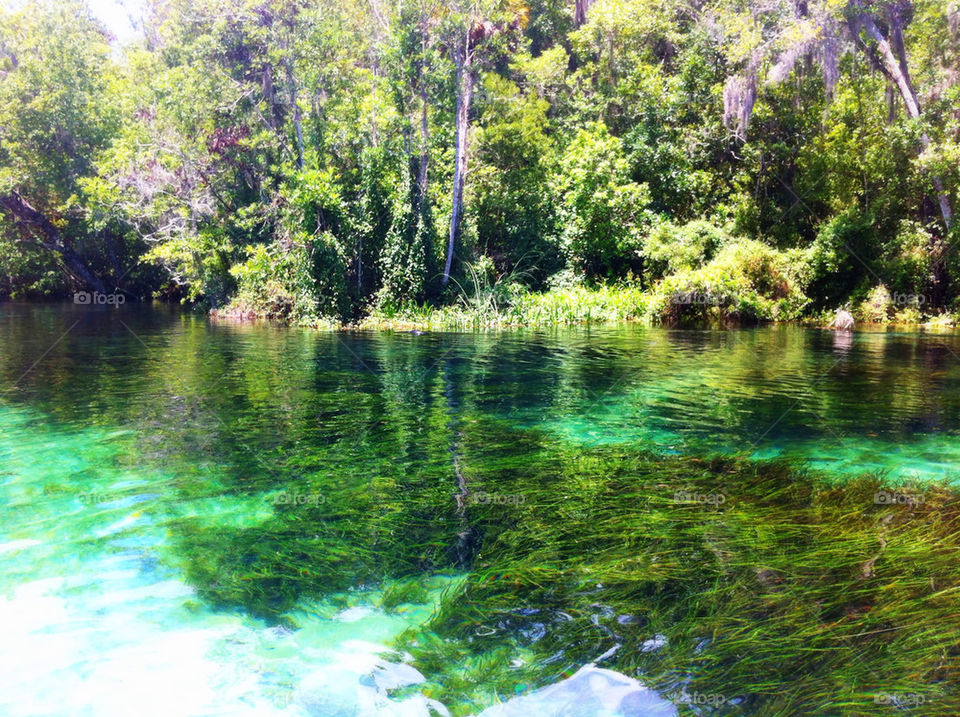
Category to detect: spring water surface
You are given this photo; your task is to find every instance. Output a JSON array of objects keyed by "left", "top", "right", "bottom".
[{"left": 1, "top": 304, "right": 959, "bottom": 715}]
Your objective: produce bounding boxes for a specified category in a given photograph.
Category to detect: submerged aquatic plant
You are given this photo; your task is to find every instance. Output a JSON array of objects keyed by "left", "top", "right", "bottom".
[
  {"left": 165, "top": 408, "right": 960, "bottom": 714},
  {"left": 399, "top": 446, "right": 960, "bottom": 714}
]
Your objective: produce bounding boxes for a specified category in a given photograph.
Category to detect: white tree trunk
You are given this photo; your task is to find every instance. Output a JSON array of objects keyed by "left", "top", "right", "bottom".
[
  {"left": 857, "top": 13, "right": 953, "bottom": 229},
  {"left": 442, "top": 32, "right": 473, "bottom": 287}
]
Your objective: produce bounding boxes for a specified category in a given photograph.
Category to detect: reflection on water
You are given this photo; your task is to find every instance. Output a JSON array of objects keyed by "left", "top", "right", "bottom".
[{"left": 0, "top": 304, "right": 959, "bottom": 715}]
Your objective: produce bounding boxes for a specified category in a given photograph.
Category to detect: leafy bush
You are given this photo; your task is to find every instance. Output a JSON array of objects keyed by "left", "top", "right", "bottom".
[
  {"left": 881, "top": 219, "right": 936, "bottom": 297},
  {"left": 144, "top": 225, "right": 235, "bottom": 306},
  {"left": 472, "top": 78, "right": 561, "bottom": 287},
  {"left": 511, "top": 285, "right": 651, "bottom": 325},
  {"left": 924, "top": 312, "right": 958, "bottom": 329},
  {"left": 894, "top": 306, "right": 924, "bottom": 324},
  {"left": 553, "top": 123, "right": 653, "bottom": 280},
  {"left": 378, "top": 166, "right": 436, "bottom": 305},
  {"left": 856, "top": 284, "right": 892, "bottom": 323},
  {"left": 227, "top": 232, "right": 349, "bottom": 324},
  {"left": 649, "top": 238, "right": 809, "bottom": 323},
  {"left": 804, "top": 210, "right": 877, "bottom": 310},
  {"left": 642, "top": 219, "right": 732, "bottom": 280}
]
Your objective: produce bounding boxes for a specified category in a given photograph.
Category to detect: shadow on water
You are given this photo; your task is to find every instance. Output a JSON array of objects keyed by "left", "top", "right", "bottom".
[{"left": 1, "top": 304, "right": 960, "bottom": 713}]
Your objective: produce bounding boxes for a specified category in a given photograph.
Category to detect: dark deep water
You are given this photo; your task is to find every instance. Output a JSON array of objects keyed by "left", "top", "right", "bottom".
[{"left": 1, "top": 303, "right": 959, "bottom": 715}]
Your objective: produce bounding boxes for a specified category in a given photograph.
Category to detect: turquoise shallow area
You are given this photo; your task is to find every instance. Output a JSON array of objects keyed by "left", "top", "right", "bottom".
[
  {"left": 1, "top": 304, "right": 960, "bottom": 715},
  {"left": 495, "top": 326, "right": 960, "bottom": 482},
  {"left": 0, "top": 401, "right": 461, "bottom": 715}
]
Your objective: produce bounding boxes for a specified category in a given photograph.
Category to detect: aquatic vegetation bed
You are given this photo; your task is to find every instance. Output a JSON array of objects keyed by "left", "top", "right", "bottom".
[
  {"left": 393, "top": 451, "right": 960, "bottom": 715},
  {"left": 170, "top": 416, "right": 960, "bottom": 714},
  {"left": 6, "top": 310, "right": 960, "bottom": 714}
]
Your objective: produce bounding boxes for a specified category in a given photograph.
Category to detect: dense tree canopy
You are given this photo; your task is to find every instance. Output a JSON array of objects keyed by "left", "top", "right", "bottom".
[{"left": 0, "top": 0, "right": 958, "bottom": 323}]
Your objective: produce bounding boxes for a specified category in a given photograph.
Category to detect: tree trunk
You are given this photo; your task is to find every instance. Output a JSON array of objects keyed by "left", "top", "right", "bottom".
[
  {"left": 418, "top": 83, "right": 430, "bottom": 201},
  {"left": 284, "top": 58, "right": 305, "bottom": 170},
  {"left": 853, "top": 12, "right": 953, "bottom": 229},
  {"left": 574, "top": 0, "right": 594, "bottom": 27},
  {"left": 0, "top": 192, "right": 107, "bottom": 293},
  {"left": 442, "top": 32, "right": 473, "bottom": 287}
]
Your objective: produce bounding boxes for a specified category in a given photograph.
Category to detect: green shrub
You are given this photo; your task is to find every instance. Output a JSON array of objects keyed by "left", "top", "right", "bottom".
[
  {"left": 553, "top": 123, "right": 653, "bottom": 280},
  {"left": 510, "top": 284, "right": 651, "bottom": 325},
  {"left": 378, "top": 167, "right": 436, "bottom": 305},
  {"left": 894, "top": 305, "right": 924, "bottom": 324},
  {"left": 881, "top": 219, "right": 936, "bottom": 296},
  {"left": 472, "top": 78, "right": 562, "bottom": 287},
  {"left": 856, "top": 284, "right": 892, "bottom": 323},
  {"left": 227, "top": 232, "right": 349, "bottom": 324},
  {"left": 641, "top": 219, "right": 731, "bottom": 280},
  {"left": 649, "top": 238, "right": 809, "bottom": 323},
  {"left": 805, "top": 210, "right": 877, "bottom": 310},
  {"left": 145, "top": 225, "right": 235, "bottom": 306},
  {"left": 923, "top": 312, "right": 956, "bottom": 328}
]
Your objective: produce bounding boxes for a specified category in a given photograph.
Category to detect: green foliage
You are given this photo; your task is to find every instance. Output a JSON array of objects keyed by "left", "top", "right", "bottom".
[
  {"left": 0, "top": 246, "right": 65, "bottom": 298},
  {"left": 308, "top": 232, "right": 352, "bottom": 320},
  {"left": 363, "top": 283, "right": 653, "bottom": 329},
  {"left": 642, "top": 219, "right": 732, "bottom": 280},
  {"left": 650, "top": 238, "right": 810, "bottom": 323},
  {"left": 378, "top": 164, "right": 437, "bottom": 306},
  {"left": 1, "top": 0, "right": 959, "bottom": 322},
  {"left": 0, "top": 0, "right": 118, "bottom": 197},
  {"left": 881, "top": 220, "right": 937, "bottom": 297},
  {"left": 804, "top": 209, "right": 878, "bottom": 310},
  {"left": 856, "top": 284, "right": 893, "bottom": 323},
  {"left": 509, "top": 284, "right": 651, "bottom": 325},
  {"left": 0, "top": 0, "right": 137, "bottom": 297},
  {"left": 228, "top": 234, "right": 349, "bottom": 324},
  {"left": 472, "top": 76, "right": 561, "bottom": 287},
  {"left": 553, "top": 123, "right": 652, "bottom": 280}
]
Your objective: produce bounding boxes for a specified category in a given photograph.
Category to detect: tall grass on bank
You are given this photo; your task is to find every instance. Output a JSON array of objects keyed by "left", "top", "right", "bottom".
[{"left": 360, "top": 285, "right": 654, "bottom": 330}]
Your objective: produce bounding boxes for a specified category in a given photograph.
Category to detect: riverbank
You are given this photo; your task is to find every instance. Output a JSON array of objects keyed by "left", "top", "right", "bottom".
[{"left": 215, "top": 283, "right": 960, "bottom": 332}]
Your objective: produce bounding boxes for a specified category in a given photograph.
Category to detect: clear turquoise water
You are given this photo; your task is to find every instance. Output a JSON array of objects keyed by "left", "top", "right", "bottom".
[{"left": 1, "top": 304, "right": 959, "bottom": 715}]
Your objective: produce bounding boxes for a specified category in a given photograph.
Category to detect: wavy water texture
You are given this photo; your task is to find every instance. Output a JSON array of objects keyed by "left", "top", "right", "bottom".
[{"left": 1, "top": 305, "right": 959, "bottom": 715}]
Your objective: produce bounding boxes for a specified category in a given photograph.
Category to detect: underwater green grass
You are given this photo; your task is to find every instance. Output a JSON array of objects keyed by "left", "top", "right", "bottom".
[
  {"left": 4, "top": 306, "right": 960, "bottom": 714},
  {"left": 395, "top": 447, "right": 960, "bottom": 715},
  {"left": 167, "top": 414, "right": 960, "bottom": 715}
]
